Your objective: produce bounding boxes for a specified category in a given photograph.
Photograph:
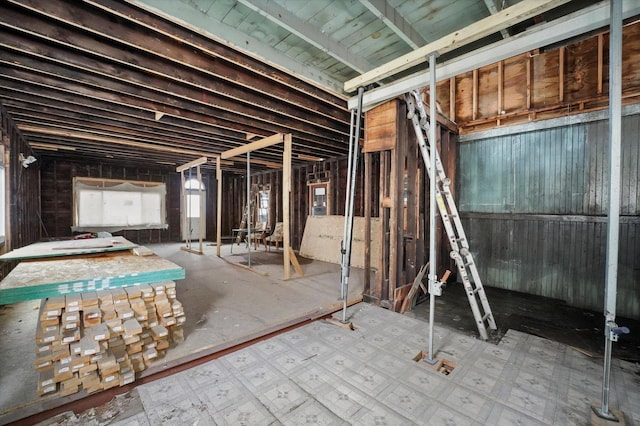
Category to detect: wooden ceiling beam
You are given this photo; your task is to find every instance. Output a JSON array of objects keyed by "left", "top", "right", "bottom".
[
  {"left": 344, "top": 0, "right": 571, "bottom": 92},
  {"left": 221, "top": 134, "right": 284, "bottom": 159},
  {"left": 18, "top": 125, "right": 214, "bottom": 158},
  {"left": 0, "top": 19, "right": 348, "bottom": 137},
  {"left": 0, "top": 66, "right": 343, "bottom": 154},
  {"left": 0, "top": 49, "right": 344, "bottom": 145},
  {"left": 3, "top": 1, "right": 348, "bottom": 121}
]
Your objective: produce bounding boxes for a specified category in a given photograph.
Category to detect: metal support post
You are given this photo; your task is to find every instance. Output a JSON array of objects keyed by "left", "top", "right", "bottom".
[
  {"left": 426, "top": 52, "right": 439, "bottom": 364},
  {"left": 592, "top": 0, "right": 626, "bottom": 421},
  {"left": 246, "top": 151, "right": 251, "bottom": 268},
  {"left": 340, "top": 86, "right": 364, "bottom": 323}
]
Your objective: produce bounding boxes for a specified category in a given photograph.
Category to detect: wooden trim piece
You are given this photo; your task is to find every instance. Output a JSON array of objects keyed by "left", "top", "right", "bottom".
[
  {"left": 364, "top": 152, "right": 371, "bottom": 295},
  {"left": 220, "top": 133, "right": 284, "bottom": 159},
  {"left": 343, "top": 0, "right": 572, "bottom": 92},
  {"left": 176, "top": 156, "right": 207, "bottom": 173}
]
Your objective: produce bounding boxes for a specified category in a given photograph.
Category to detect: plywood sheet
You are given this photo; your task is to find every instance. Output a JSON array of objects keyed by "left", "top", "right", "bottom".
[
  {"left": 0, "top": 252, "right": 184, "bottom": 304},
  {"left": 299, "top": 215, "right": 380, "bottom": 269},
  {"left": 0, "top": 237, "right": 138, "bottom": 261}
]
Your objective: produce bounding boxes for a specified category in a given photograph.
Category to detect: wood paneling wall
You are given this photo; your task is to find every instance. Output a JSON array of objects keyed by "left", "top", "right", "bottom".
[
  {"left": 0, "top": 103, "right": 41, "bottom": 279},
  {"left": 39, "top": 158, "right": 217, "bottom": 245},
  {"left": 437, "top": 21, "right": 640, "bottom": 133},
  {"left": 459, "top": 110, "right": 640, "bottom": 319}
]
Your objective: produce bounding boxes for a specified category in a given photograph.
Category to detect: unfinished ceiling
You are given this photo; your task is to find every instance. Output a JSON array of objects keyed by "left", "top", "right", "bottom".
[{"left": 0, "top": 0, "right": 601, "bottom": 172}]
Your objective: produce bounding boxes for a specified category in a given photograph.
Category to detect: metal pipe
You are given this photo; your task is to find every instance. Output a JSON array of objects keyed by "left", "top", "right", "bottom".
[
  {"left": 340, "top": 108, "right": 356, "bottom": 301},
  {"left": 593, "top": 0, "right": 622, "bottom": 420},
  {"left": 340, "top": 86, "right": 365, "bottom": 323},
  {"left": 247, "top": 151, "right": 251, "bottom": 268},
  {"left": 427, "top": 52, "right": 438, "bottom": 363}
]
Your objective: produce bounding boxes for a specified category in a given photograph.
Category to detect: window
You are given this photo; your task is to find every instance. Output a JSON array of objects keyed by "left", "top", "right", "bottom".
[
  {"left": 257, "top": 189, "right": 269, "bottom": 224},
  {"left": 73, "top": 177, "right": 167, "bottom": 232}
]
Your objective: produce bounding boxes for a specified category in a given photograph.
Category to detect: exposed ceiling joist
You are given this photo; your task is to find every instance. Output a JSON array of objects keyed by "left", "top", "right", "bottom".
[
  {"left": 359, "top": 0, "right": 427, "bottom": 49},
  {"left": 348, "top": 0, "right": 640, "bottom": 111},
  {"left": 483, "top": 0, "right": 510, "bottom": 39},
  {"left": 344, "top": 0, "right": 572, "bottom": 92},
  {"left": 126, "top": 0, "right": 346, "bottom": 94},
  {"left": 238, "top": 0, "right": 374, "bottom": 73}
]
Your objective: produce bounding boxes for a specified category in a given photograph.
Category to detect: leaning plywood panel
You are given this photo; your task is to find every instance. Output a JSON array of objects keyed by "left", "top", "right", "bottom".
[
  {"left": 0, "top": 253, "right": 184, "bottom": 304},
  {"left": 0, "top": 237, "right": 138, "bottom": 261},
  {"left": 299, "top": 215, "right": 380, "bottom": 269}
]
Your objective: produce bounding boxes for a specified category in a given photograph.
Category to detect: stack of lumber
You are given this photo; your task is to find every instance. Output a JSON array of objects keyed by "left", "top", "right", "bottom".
[{"left": 33, "top": 282, "right": 185, "bottom": 397}]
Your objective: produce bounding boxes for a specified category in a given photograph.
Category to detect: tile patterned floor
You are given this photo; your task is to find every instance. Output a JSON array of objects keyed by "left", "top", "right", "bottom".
[{"left": 118, "top": 303, "right": 639, "bottom": 425}]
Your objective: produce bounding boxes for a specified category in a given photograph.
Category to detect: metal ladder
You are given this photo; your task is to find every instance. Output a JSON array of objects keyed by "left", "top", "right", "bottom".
[{"left": 405, "top": 89, "right": 497, "bottom": 340}]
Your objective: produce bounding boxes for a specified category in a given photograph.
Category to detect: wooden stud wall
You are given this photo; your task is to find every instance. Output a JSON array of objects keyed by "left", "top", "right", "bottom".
[
  {"left": 436, "top": 21, "right": 640, "bottom": 133},
  {"left": 0, "top": 104, "right": 41, "bottom": 279}
]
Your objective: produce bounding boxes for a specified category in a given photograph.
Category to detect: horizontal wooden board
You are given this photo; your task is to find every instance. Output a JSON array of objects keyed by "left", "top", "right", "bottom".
[
  {"left": 364, "top": 99, "right": 398, "bottom": 153},
  {"left": 0, "top": 252, "right": 184, "bottom": 304},
  {"left": 0, "top": 236, "right": 138, "bottom": 261},
  {"left": 299, "top": 215, "right": 380, "bottom": 269}
]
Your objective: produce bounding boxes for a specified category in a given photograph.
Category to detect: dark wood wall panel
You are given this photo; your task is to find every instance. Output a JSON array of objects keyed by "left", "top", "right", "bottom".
[
  {"left": 39, "top": 157, "right": 217, "bottom": 245},
  {"left": 0, "top": 104, "right": 41, "bottom": 279}
]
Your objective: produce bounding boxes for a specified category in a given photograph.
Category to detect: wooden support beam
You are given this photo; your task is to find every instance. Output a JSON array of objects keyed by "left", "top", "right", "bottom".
[
  {"left": 343, "top": 0, "right": 572, "bottom": 92},
  {"left": 526, "top": 54, "right": 532, "bottom": 110},
  {"left": 216, "top": 156, "right": 222, "bottom": 257},
  {"left": 559, "top": 46, "right": 565, "bottom": 103},
  {"left": 364, "top": 152, "right": 372, "bottom": 295},
  {"left": 449, "top": 78, "right": 456, "bottom": 121},
  {"left": 220, "top": 133, "right": 284, "bottom": 159},
  {"left": 472, "top": 69, "right": 479, "bottom": 121},
  {"left": 18, "top": 125, "right": 213, "bottom": 158},
  {"left": 288, "top": 247, "right": 304, "bottom": 276},
  {"left": 497, "top": 61, "right": 504, "bottom": 126},
  {"left": 176, "top": 156, "right": 207, "bottom": 173},
  {"left": 283, "top": 134, "right": 292, "bottom": 280},
  {"left": 597, "top": 33, "right": 604, "bottom": 95}
]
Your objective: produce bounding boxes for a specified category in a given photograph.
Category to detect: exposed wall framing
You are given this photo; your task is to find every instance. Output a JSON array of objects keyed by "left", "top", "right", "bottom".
[
  {"left": 362, "top": 96, "right": 458, "bottom": 311},
  {"left": 436, "top": 21, "right": 640, "bottom": 133}
]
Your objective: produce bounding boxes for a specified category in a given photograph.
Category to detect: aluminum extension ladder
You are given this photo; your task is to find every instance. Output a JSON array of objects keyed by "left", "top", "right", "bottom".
[{"left": 405, "top": 89, "right": 497, "bottom": 340}]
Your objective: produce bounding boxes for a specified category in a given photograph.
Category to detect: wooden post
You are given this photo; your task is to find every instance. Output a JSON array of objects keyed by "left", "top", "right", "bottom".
[
  {"left": 497, "top": 61, "right": 503, "bottom": 126},
  {"left": 449, "top": 77, "right": 456, "bottom": 121},
  {"left": 283, "top": 134, "right": 292, "bottom": 280},
  {"left": 472, "top": 69, "right": 478, "bottom": 121},
  {"left": 364, "top": 152, "right": 372, "bottom": 295},
  {"left": 216, "top": 156, "right": 222, "bottom": 257},
  {"left": 597, "top": 33, "right": 604, "bottom": 95},
  {"left": 559, "top": 46, "right": 565, "bottom": 103}
]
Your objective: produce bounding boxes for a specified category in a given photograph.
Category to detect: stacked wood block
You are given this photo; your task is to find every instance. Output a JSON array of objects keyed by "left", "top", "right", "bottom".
[{"left": 33, "top": 281, "right": 185, "bottom": 397}]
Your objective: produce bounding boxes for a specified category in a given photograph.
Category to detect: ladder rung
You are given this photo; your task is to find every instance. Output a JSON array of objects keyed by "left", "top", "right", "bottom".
[{"left": 481, "top": 313, "right": 492, "bottom": 321}]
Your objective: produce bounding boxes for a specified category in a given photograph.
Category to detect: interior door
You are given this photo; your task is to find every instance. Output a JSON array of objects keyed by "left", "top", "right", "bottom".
[{"left": 182, "top": 180, "right": 206, "bottom": 241}]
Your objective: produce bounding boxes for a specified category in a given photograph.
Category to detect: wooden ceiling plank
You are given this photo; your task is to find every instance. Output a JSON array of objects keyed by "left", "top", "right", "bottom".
[{"left": 344, "top": 0, "right": 572, "bottom": 92}]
